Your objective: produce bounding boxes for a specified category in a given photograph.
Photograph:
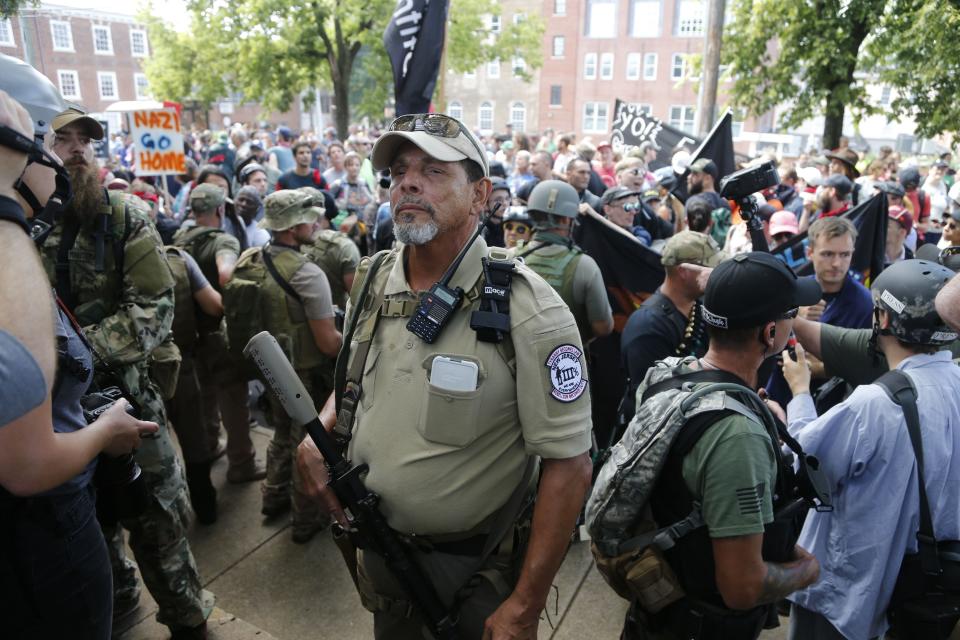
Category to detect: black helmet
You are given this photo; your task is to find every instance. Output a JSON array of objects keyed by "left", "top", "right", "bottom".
[
  {"left": 871, "top": 259, "right": 957, "bottom": 346},
  {"left": 654, "top": 166, "right": 676, "bottom": 190},
  {"left": 0, "top": 53, "right": 65, "bottom": 139}
]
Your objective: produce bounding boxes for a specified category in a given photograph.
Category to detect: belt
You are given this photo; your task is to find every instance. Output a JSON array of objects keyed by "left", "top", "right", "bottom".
[{"left": 401, "top": 532, "right": 491, "bottom": 557}]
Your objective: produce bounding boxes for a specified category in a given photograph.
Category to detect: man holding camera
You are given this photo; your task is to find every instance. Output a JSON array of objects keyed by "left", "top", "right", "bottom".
[{"left": 40, "top": 109, "right": 210, "bottom": 638}]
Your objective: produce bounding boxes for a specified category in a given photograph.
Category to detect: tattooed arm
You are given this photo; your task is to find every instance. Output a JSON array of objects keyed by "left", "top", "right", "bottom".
[{"left": 712, "top": 535, "right": 820, "bottom": 610}]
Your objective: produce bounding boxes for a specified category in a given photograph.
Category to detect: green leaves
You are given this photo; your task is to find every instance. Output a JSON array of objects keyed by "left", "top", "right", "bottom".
[{"left": 724, "top": 0, "right": 960, "bottom": 146}]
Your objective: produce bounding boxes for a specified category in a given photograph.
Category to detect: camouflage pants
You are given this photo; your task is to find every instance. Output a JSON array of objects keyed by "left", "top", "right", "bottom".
[
  {"left": 103, "top": 369, "right": 210, "bottom": 629},
  {"left": 194, "top": 331, "right": 255, "bottom": 466},
  {"left": 263, "top": 366, "right": 332, "bottom": 525}
]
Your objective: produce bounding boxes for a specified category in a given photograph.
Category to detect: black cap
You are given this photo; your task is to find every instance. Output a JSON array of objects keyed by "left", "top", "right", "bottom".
[
  {"left": 875, "top": 180, "right": 905, "bottom": 198},
  {"left": 823, "top": 173, "right": 852, "bottom": 196},
  {"left": 702, "top": 252, "right": 822, "bottom": 329},
  {"left": 490, "top": 178, "right": 511, "bottom": 194},
  {"left": 600, "top": 185, "right": 640, "bottom": 206}
]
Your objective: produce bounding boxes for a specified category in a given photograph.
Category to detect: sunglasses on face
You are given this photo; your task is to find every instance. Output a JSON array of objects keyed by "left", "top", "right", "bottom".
[
  {"left": 503, "top": 222, "right": 531, "bottom": 234},
  {"left": 389, "top": 113, "right": 485, "bottom": 167}
]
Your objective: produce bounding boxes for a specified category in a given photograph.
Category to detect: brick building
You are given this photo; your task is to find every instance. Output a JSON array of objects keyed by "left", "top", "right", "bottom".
[{"left": 4, "top": 3, "right": 307, "bottom": 133}]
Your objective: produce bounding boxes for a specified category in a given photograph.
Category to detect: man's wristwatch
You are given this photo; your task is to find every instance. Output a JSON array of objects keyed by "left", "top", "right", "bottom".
[{"left": 0, "top": 194, "right": 28, "bottom": 234}]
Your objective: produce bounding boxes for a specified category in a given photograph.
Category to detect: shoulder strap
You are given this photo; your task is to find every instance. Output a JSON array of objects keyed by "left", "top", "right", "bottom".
[
  {"left": 55, "top": 218, "right": 81, "bottom": 311},
  {"left": 639, "top": 368, "right": 745, "bottom": 405},
  {"left": 875, "top": 369, "right": 941, "bottom": 576},
  {"left": 332, "top": 251, "right": 391, "bottom": 448},
  {"left": 114, "top": 201, "right": 131, "bottom": 277},
  {"left": 262, "top": 245, "right": 303, "bottom": 303}
]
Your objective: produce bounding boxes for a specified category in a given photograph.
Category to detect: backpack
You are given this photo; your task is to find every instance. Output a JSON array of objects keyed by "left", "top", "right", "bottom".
[
  {"left": 879, "top": 370, "right": 960, "bottom": 638},
  {"left": 586, "top": 358, "right": 830, "bottom": 614},
  {"left": 164, "top": 246, "right": 199, "bottom": 354}
]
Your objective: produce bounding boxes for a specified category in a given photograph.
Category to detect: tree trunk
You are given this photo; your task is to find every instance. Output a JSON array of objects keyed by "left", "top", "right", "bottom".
[
  {"left": 333, "top": 79, "right": 350, "bottom": 141},
  {"left": 822, "top": 92, "right": 845, "bottom": 151}
]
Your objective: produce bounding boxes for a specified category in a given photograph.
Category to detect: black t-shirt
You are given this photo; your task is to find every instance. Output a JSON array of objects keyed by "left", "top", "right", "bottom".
[
  {"left": 276, "top": 169, "right": 328, "bottom": 191},
  {"left": 620, "top": 291, "right": 708, "bottom": 418}
]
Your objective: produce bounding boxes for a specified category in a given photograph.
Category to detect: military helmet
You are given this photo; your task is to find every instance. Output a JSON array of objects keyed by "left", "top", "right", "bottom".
[
  {"left": 0, "top": 53, "right": 66, "bottom": 138},
  {"left": 259, "top": 189, "right": 318, "bottom": 231},
  {"left": 503, "top": 206, "right": 531, "bottom": 224},
  {"left": 527, "top": 180, "right": 579, "bottom": 219},
  {"left": 871, "top": 259, "right": 957, "bottom": 346}
]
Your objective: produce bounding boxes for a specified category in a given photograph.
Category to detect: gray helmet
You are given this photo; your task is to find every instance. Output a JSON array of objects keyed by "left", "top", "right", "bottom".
[
  {"left": 527, "top": 180, "right": 579, "bottom": 218},
  {"left": 503, "top": 206, "right": 531, "bottom": 224},
  {"left": 0, "top": 53, "right": 65, "bottom": 139},
  {"left": 871, "top": 259, "right": 957, "bottom": 346},
  {"left": 654, "top": 166, "right": 676, "bottom": 190}
]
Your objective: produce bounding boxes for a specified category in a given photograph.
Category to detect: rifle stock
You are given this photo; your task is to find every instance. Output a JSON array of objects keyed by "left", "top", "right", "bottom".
[{"left": 243, "top": 331, "right": 460, "bottom": 640}]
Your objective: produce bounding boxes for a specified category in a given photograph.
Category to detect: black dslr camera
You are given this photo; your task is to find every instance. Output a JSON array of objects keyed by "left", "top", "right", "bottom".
[
  {"left": 83, "top": 387, "right": 150, "bottom": 523},
  {"left": 719, "top": 161, "right": 780, "bottom": 253}
]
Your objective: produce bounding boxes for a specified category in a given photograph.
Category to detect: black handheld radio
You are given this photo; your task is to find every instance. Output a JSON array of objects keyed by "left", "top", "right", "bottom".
[{"left": 406, "top": 206, "right": 499, "bottom": 344}]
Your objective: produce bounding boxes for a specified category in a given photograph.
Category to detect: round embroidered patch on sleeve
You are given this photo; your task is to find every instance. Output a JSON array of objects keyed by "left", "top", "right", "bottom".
[{"left": 545, "top": 344, "right": 587, "bottom": 403}]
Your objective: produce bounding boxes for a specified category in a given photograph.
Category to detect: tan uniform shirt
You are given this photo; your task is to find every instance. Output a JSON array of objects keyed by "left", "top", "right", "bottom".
[{"left": 347, "top": 237, "right": 592, "bottom": 535}]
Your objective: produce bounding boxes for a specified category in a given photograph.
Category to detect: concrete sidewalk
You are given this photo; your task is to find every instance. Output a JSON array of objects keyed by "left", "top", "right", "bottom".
[{"left": 119, "top": 426, "right": 788, "bottom": 640}]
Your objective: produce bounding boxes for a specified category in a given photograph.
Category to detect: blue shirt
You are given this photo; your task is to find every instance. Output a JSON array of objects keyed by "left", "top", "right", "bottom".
[
  {"left": 268, "top": 145, "right": 295, "bottom": 173},
  {"left": 0, "top": 331, "right": 47, "bottom": 426},
  {"left": 786, "top": 351, "right": 960, "bottom": 640}
]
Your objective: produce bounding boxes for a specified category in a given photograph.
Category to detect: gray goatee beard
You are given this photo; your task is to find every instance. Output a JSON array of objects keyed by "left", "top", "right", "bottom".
[{"left": 394, "top": 220, "right": 440, "bottom": 245}]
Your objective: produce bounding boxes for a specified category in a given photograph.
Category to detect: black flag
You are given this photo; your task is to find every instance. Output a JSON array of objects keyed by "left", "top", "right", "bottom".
[
  {"left": 771, "top": 193, "right": 889, "bottom": 285},
  {"left": 610, "top": 100, "right": 736, "bottom": 201},
  {"left": 384, "top": 0, "right": 450, "bottom": 115}
]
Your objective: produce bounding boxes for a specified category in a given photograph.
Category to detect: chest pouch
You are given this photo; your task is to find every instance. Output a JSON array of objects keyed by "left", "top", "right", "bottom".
[{"left": 470, "top": 256, "right": 515, "bottom": 343}]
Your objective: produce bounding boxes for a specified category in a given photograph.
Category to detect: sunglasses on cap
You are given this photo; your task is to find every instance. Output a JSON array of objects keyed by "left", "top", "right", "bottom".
[
  {"left": 389, "top": 113, "right": 485, "bottom": 168},
  {"left": 503, "top": 222, "right": 531, "bottom": 234},
  {"left": 779, "top": 307, "right": 799, "bottom": 320}
]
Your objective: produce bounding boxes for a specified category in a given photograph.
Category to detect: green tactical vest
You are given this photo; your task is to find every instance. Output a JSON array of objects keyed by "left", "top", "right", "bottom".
[
  {"left": 174, "top": 225, "right": 229, "bottom": 333},
  {"left": 225, "top": 245, "right": 325, "bottom": 372},
  {"left": 164, "top": 246, "right": 198, "bottom": 354},
  {"left": 303, "top": 229, "right": 350, "bottom": 308},
  {"left": 522, "top": 238, "right": 590, "bottom": 342}
]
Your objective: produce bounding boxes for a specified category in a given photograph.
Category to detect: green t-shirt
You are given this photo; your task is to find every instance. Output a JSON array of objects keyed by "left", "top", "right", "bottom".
[
  {"left": 820, "top": 324, "right": 960, "bottom": 386},
  {"left": 681, "top": 412, "right": 777, "bottom": 538}
]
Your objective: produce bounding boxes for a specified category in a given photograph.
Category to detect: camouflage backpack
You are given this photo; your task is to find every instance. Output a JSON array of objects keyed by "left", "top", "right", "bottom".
[{"left": 584, "top": 357, "right": 777, "bottom": 613}]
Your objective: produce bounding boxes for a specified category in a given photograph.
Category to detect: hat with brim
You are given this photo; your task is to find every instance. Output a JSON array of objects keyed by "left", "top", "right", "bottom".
[
  {"left": 372, "top": 126, "right": 489, "bottom": 176},
  {"left": 825, "top": 150, "right": 861, "bottom": 178},
  {"left": 600, "top": 185, "right": 641, "bottom": 206},
  {"left": 259, "top": 190, "right": 319, "bottom": 231},
  {"left": 52, "top": 107, "right": 104, "bottom": 140}
]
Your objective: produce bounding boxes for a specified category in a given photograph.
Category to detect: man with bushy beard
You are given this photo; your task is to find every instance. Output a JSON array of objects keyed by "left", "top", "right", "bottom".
[
  {"left": 295, "top": 114, "right": 593, "bottom": 639},
  {"left": 39, "top": 108, "right": 212, "bottom": 639}
]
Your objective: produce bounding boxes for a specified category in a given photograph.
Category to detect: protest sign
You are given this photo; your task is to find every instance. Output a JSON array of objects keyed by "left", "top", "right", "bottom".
[{"left": 131, "top": 108, "right": 186, "bottom": 175}]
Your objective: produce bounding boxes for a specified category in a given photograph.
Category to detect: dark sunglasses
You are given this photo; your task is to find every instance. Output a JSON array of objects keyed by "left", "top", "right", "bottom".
[
  {"left": 779, "top": 307, "right": 799, "bottom": 320},
  {"left": 503, "top": 222, "right": 531, "bottom": 234},
  {"left": 388, "top": 113, "right": 485, "bottom": 168}
]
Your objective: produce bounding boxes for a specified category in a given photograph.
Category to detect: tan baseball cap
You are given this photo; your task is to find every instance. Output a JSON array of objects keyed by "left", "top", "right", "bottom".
[
  {"left": 52, "top": 107, "right": 104, "bottom": 140},
  {"left": 372, "top": 113, "right": 488, "bottom": 176},
  {"left": 661, "top": 230, "right": 727, "bottom": 267},
  {"left": 189, "top": 183, "right": 228, "bottom": 214}
]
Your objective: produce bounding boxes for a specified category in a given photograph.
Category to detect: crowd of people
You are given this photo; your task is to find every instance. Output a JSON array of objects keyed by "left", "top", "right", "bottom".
[{"left": 1, "top": 47, "right": 960, "bottom": 640}]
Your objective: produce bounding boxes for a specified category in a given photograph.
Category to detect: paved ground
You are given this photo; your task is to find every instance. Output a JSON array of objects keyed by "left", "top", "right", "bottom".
[{"left": 115, "top": 425, "right": 796, "bottom": 640}]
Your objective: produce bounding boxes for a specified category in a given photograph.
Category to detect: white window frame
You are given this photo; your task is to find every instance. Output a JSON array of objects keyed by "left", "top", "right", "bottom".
[
  {"left": 669, "top": 105, "right": 696, "bottom": 133},
  {"left": 584, "top": 52, "right": 597, "bottom": 79},
  {"left": 553, "top": 35, "right": 565, "bottom": 58},
  {"left": 638, "top": 103, "right": 653, "bottom": 116},
  {"left": 512, "top": 56, "right": 526, "bottom": 77},
  {"left": 487, "top": 58, "right": 500, "bottom": 79},
  {"left": 464, "top": 68, "right": 477, "bottom": 79},
  {"left": 582, "top": 101, "right": 610, "bottom": 133},
  {"left": 626, "top": 53, "right": 641, "bottom": 80},
  {"left": 447, "top": 101, "right": 463, "bottom": 121},
  {"left": 671, "top": 53, "right": 685, "bottom": 80},
  {"left": 880, "top": 85, "right": 892, "bottom": 106},
  {"left": 50, "top": 20, "right": 74, "bottom": 52},
  {"left": 134, "top": 73, "right": 150, "bottom": 100},
  {"left": 643, "top": 52, "right": 658, "bottom": 80},
  {"left": 549, "top": 84, "right": 562, "bottom": 107},
  {"left": 554, "top": 0, "right": 567, "bottom": 15},
  {"left": 97, "top": 71, "right": 118, "bottom": 100},
  {"left": 58, "top": 69, "right": 81, "bottom": 100},
  {"left": 92, "top": 24, "right": 113, "bottom": 55},
  {"left": 0, "top": 18, "right": 16, "bottom": 47},
  {"left": 600, "top": 52, "right": 614, "bottom": 79},
  {"left": 478, "top": 101, "right": 494, "bottom": 133},
  {"left": 129, "top": 28, "right": 148, "bottom": 57},
  {"left": 631, "top": 0, "right": 661, "bottom": 37},
  {"left": 586, "top": 0, "right": 617, "bottom": 38},
  {"left": 510, "top": 101, "right": 526, "bottom": 132},
  {"left": 488, "top": 14, "right": 501, "bottom": 34},
  {"left": 677, "top": 0, "right": 705, "bottom": 37}
]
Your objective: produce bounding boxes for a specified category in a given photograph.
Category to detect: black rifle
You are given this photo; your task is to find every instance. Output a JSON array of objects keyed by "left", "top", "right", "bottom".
[{"left": 243, "top": 332, "right": 460, "bottom": 640}]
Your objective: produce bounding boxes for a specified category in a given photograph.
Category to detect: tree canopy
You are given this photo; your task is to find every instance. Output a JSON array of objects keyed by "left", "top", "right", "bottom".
[
  {"left": 142, "top": 0, "right": 542, "bottom": 137},
  {"left": 723, "top": 0, "right": 960, "bottom": 149}
]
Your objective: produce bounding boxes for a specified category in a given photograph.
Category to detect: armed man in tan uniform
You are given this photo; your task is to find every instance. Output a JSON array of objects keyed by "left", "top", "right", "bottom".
[
  {"left": 296, "top": 114, "right": 593, "bottom": 639},
  {"left": 226, "top": 189, "right": 342, "bottom": 542}
]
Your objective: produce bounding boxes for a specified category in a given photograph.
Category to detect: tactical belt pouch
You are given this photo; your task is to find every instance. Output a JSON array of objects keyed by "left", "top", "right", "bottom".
[{"left": 592, "top": 541, "right": 685, "bottom": 613}]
